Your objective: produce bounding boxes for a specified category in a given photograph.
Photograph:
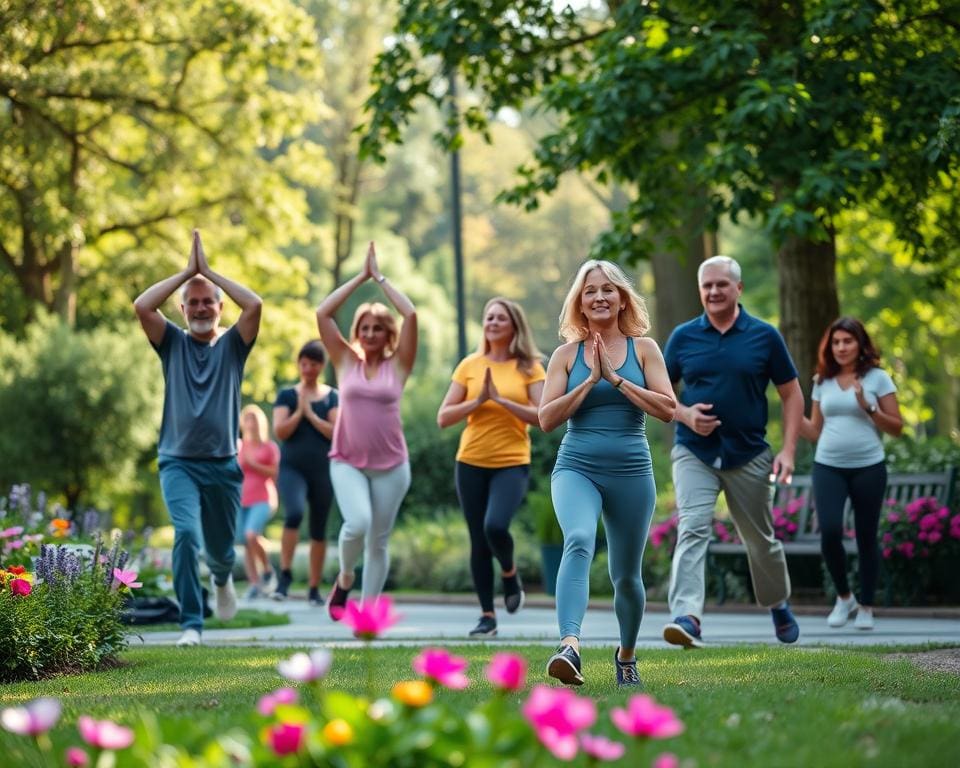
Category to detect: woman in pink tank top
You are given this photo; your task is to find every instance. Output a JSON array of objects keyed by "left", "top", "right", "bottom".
[{"left": 316, "top": 242, "right": 417, "bottom": 617}]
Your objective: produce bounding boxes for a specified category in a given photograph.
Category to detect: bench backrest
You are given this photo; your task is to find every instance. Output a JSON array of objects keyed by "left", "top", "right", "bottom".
[{"left": 771, "top": 467, "right": 957, "bottom": 539}]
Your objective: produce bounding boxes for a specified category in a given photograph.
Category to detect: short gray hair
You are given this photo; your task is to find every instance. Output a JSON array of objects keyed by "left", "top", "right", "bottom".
[
  {"left": 180, "top": 276, "right": 222, "bottom": 303},
  {"left": 698, "top": 255, "right": 742, "bottom": 285}
]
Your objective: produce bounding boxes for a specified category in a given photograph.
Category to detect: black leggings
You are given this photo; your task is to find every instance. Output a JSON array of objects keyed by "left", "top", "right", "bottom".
[
  {"left": 455, "top": 462, "right": 529, "bottom": 613},
  {"left": 277, "top": 461, "right": 333, "bottom": 542},
  {"left": 812, "top": 461, "right": 887, "bottom": 606}
]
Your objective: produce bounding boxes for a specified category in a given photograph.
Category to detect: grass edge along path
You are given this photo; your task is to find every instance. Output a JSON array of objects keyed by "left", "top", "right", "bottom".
[{"left": 2, "top": 644, "right": 959, "bottom": 767}]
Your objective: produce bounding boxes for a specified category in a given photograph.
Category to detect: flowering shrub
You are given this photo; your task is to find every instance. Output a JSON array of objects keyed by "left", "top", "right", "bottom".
[
  {"left": 0, "top": 536, "right": 135, "bottom": 682},
  {"left": 1, "top": 602, "right": 687, "bottom": 766},
  {"left": 879, "top": 497, "right": 960, "bottom": 603}
]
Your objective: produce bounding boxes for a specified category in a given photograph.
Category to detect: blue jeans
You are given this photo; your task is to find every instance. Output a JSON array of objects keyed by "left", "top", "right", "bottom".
[{"left": 159, "top": 456, "right": 242, "bottom": 631}]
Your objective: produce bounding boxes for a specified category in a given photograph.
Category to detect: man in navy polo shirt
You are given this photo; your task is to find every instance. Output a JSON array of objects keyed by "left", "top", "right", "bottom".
[
  {"left": 662, "top": 255, "right": 804, "bottom": 647},
  {"left": 134, "top": 229, "right": 262, "bottom": 648}
]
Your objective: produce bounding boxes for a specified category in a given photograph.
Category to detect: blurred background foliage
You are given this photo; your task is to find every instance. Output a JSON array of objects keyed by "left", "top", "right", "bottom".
[{"left": 1, "top": 0, "right": 957, "bottom": 538}]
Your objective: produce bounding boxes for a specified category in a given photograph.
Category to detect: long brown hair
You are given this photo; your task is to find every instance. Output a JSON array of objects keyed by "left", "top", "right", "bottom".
[
  {"left": 477, "top": 297, "right": 543, "bottom": 375},
  {"left": 815, "top": 316, "right": 881, "bottom": 382}
]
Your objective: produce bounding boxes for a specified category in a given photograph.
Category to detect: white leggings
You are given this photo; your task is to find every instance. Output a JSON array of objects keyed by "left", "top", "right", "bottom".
[{"left": 330, "top": 459, "right": 411, "bottom": 602}]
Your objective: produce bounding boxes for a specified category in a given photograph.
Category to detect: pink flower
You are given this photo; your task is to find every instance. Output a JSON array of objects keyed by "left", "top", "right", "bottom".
[
  {"left": 112, "top": 568, "right": 142, "bottom": 590},
  {"left": 897, "top": 541, "right": 915, "bottom": 559},
  {"left": 277, "top": 649, "right": 332, "bottom": 683},
  {"left": 77, "top": 716, "right": 134, "bottom": 750},
  {"left": 882, "top": 547, "right": 893, "bottom": 559},
  {"left": 66, "top": 747, "right": 89, "bottom": 767},
  {"left": 653, "top": 753, "right": 680, "bottom": 768},
  {"left": 257, "top": 687, "right": 299, "bottom": 716},
  {"left": 413, "top": 648, "right": 469, "bottom": 689},
  {"left": 580, "top": 733, "right": 626, "bottom": 761},
  {"left": 486, "top": 653, "right": 527, "bottom": 691},
  {"left": 0, "top": 526, "right": 23, "bottom": 538},
  {"left": 6, "top": 539, "right": 24, "bottom": 550},
  {"left": 522, "top": 684, "right": 596, "bottom": 760},
  {"left": 937, "top": 507, "right": 949, "bottom": 519},
  {"left": 611, "top": 694, "right": 684, "bottom": 740},
  {"left": 340, "top": 596, "right": 400, "bottom": 640},
  {"left": 0, "top": 697, "right": 61, "bottom": 735},
  {"left": 264, "top": 722, "right": 305, "bottom": 755},
  {"left": 786, "top": 522, "right": 798, "bottom": 533},
  {"left": 919, "top": 513, "right": 940, "bottom": 531},
  {"left": 881, "top": 533, "right": 893, "bottom": 544},
  {"left": 927, "top": 531, "right": 942, "bottom": 544},
  {"left": 886, "top": 512, "right": 901, "bottom": 523},
  {"left": 9, "top": 578, "right": 31, "bottom": 596}
]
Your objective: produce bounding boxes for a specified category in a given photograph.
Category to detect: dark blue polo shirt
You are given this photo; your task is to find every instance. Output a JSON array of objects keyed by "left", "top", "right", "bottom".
[{"left": 663, "top": 306, "right": 798, "bottom": 470}]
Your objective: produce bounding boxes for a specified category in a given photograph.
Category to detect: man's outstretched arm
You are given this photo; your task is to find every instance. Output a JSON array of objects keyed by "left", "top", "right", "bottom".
[
  {"left": 195, "top": 230, "right": 262, "bottom": 345},
  {"left": 133, "top": 235, "right": 199, "bottom": 345}
]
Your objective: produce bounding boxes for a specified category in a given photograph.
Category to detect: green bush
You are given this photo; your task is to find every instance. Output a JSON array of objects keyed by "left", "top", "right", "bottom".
[{"left": 0, "top": 537, "right": 129, "bottom": 682}]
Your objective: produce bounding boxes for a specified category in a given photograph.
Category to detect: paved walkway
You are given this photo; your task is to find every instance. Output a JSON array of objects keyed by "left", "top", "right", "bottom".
[{"left": 130, "top": 595, "right": 960, "bottom": 649}]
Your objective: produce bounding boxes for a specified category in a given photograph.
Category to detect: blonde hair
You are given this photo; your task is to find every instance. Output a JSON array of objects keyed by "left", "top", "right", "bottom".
[
  {"left": 349, "top": 302, "right": 399, "bottom": 357},
  {"left": 558, "top": 259, "right": 650, "bottom": 342},
  {"left": 477, "top": 297, "right": 544, "bottom": 375},
  {"left": 240, "top": 404, "right": 269, "bottom": 442}
]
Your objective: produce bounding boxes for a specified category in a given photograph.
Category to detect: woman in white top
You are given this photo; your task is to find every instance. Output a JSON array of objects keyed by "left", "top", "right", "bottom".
[{"left": 801, "top": 317, "right": 903, "bottom": 630}]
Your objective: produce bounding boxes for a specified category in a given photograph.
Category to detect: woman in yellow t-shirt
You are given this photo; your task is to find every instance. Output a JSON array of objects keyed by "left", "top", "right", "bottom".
[{"left": 437, "top": 297, "right": 546, "bottom": 637}]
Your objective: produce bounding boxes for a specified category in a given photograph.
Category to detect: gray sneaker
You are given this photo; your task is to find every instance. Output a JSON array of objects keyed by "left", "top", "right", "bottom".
[{"left": 547, "top": 644, "right": 584, "bottom": 686}]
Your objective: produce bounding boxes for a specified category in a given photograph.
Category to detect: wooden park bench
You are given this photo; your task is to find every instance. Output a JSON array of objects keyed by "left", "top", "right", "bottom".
[{"left": 707, "top": 467, "right": 957, "bottom": 604}]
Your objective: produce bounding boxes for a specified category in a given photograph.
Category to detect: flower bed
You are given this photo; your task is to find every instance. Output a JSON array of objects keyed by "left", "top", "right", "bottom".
[
  {"left": 2, "top": 596, "right": 685, "bottom": 767},
  {"left": 0, "top": 485, "right": 139, "bottom": 681}
]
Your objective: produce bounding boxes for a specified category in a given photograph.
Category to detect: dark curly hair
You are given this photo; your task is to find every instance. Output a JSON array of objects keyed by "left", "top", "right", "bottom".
[{"left": 815, "top": 317, "right": 881, "bottom": 383}]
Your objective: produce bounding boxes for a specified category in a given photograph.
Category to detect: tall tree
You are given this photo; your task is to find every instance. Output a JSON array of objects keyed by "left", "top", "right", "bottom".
[
  {"left": 362, "top": 0, "right": 960, "bottom": 388},
  {"left": 0, "top": 0, "right": 325, "bottom": 330}
]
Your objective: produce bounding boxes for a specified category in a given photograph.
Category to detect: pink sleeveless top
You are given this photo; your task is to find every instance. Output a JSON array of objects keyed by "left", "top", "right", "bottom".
[{"left": 329, "top": 357, "right": 408, "bottom": 469}]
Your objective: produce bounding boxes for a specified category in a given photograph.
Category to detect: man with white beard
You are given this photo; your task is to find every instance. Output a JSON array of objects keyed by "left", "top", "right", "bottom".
[{"left": 134, "top": 229, "right": 262, "bottom": 647}]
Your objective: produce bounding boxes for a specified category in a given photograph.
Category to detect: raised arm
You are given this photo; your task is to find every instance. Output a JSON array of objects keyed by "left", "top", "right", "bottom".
[
  {"left": 368, "top": 243, "right": 417, "bottom": 380},
  {"left": 316, "top": 248, "right": 370, "bottom": 373},
  {"left": 538, "top": 343, "right": 596, "bottom": 433},
  {"left": 194, "top": 230, "right": 262, "bottom": 346},
  {"left": 133, "top": 234, "right": 198, "bottom": 345}
]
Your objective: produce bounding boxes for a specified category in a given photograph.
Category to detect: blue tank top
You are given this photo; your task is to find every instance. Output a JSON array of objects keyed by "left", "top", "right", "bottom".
[{"left": 553, "top": 338, "right": 653, "bottom": 477}]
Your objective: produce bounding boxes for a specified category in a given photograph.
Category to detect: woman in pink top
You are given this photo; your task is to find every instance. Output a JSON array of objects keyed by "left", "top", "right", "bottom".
[
  {"left": 238, "top": 404, "right": 281, "bottom": 599},
  {"left": 316, "top": 242, "right": 417, "bottom": 617}
]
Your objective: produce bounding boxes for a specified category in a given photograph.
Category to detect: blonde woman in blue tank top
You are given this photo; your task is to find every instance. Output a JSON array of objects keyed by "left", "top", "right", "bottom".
[{"left": 539, "top": 260, "right": 676, "bottom": 687}]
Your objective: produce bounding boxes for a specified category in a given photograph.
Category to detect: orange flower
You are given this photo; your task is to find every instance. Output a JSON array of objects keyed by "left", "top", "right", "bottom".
[
  {"left": 392, "top": 680, "right": 433, "bottom": 708},
  {"left": 322, "top": 718, "right": 354, "bottom": 746},
  {"left": 51, "top": 519, "right": 70, "bottom": 538}
]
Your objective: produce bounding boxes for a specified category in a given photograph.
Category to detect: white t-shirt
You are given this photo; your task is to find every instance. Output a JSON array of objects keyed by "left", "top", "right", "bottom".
[{"left": 812, "top": 367, "right": 897, "bottom": 468}]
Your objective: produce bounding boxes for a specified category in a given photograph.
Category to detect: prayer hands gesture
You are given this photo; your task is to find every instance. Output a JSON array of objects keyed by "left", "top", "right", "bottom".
[
  {"left": 187, "top": 229, "right": 211, "bottom": 278},
  {"left": 478, "top": 367, "right": 499, "bottom": 404},
  {"left": 362, "top": 241, "right": 384, "bottom": 283},
  {"left": 595, "top": 334, "right": 620, "bottom": 384}
]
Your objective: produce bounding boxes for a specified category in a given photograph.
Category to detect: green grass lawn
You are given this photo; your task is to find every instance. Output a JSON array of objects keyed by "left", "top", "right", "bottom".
[
  {"left": 1, "top": 645, "right": 958, "bottom": 767},
  {"left": 129, "top": 608, "right": 290, "bottom": 632}
]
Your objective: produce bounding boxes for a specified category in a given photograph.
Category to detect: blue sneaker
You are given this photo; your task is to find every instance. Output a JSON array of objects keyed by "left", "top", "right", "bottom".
[
  {"left": 772, "top": 604, "right": 800, "bottom": 644},
  {"left": 547, "top": 644, "right": 584, "bottom": 686},
  {"left": 613, "top": 648, "right": 642, "bottom": 687},
  {"left": 663, "top": 615, "right": 704, "bottom": 649}
]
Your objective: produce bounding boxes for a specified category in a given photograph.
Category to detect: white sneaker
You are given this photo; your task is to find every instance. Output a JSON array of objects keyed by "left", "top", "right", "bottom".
[
  {"left": 854, "top": 606, "right": 875, "bottom": 630},
  {"left": 827, "top": 595, "right": 858, "bottom": 627},
  {"left": 213, "top": 575, "right": 238, "bottom": 621},
  {"left": 176, "top": 628, "right": 202, "bottom": 647},
  {"left": 260, "top": 570, "right": 278, "bottom": 595}
]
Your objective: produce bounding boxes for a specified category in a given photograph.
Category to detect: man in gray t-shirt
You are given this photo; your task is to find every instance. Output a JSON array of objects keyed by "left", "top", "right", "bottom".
[{"left": 134, "top": 230, "right": 262, "bottom": 647}]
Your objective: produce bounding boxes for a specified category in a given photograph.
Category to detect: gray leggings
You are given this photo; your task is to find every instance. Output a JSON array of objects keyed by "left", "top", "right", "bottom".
[{"left": 330, "top": 459, "right": 411, "bottom": 602}]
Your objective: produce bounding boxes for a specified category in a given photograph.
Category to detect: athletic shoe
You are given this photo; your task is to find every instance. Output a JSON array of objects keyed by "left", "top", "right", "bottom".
[
  {"left": 547, "top": 644, "right": 584, "bottom": 686},
  {"left": 468, "top": 615, "right": 498, "bottom": 638},
  {"left": 827, "top": 594, "right": 858, "bottom": 627},
  {"left": 260, "top": 570, "right": 278, "bottom": 595},
  {"left": 327, "top": 580, "right": 351, "bottom": 621},
  {"left": 663, "top": 615, "right": 705, "bottom": 649},
  {"left": 613, "top": 647, "right": 642, "bottom": 687},
  {"left": 854, "top": 606, "right": 875, "bottom": 630},
  {"left": 212, "top": 575, "right": 238, "bottom": 621},
  {"left": 772, "top": 604, "right": 800, "bottom": 644},
  {"left": 271, "top": 571, "right": 293, "bottom": 602},
  {"left": 243, "top": 585, "right": 260, "bottom": 601},
  {"left": 503, "top": 572, "right": 525, "bottom": 614},
  {"left": 176, "top": 628, "right": 202, "bottom": 647},
  {"left": 308, "top": 587, "right": 324, "bottom": 607}
]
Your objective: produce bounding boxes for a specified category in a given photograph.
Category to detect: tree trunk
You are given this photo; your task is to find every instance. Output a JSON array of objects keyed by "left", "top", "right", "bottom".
[
  {"left": 648, "top": 203, "right": 715, "bottom": 345},
  {"left": 777, "top": 233, "right": 839, "bottom": 401}
]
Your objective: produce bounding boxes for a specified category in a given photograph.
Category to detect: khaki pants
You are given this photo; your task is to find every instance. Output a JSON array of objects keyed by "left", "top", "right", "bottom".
[{"left": 668, "top": 445, "right": 790, "bottom": 619}]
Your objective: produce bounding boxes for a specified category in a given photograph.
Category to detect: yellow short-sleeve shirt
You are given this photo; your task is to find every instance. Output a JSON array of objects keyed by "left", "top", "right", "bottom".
[{"left": 452, "top": 353, "right": 546, "bottom": 468}]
